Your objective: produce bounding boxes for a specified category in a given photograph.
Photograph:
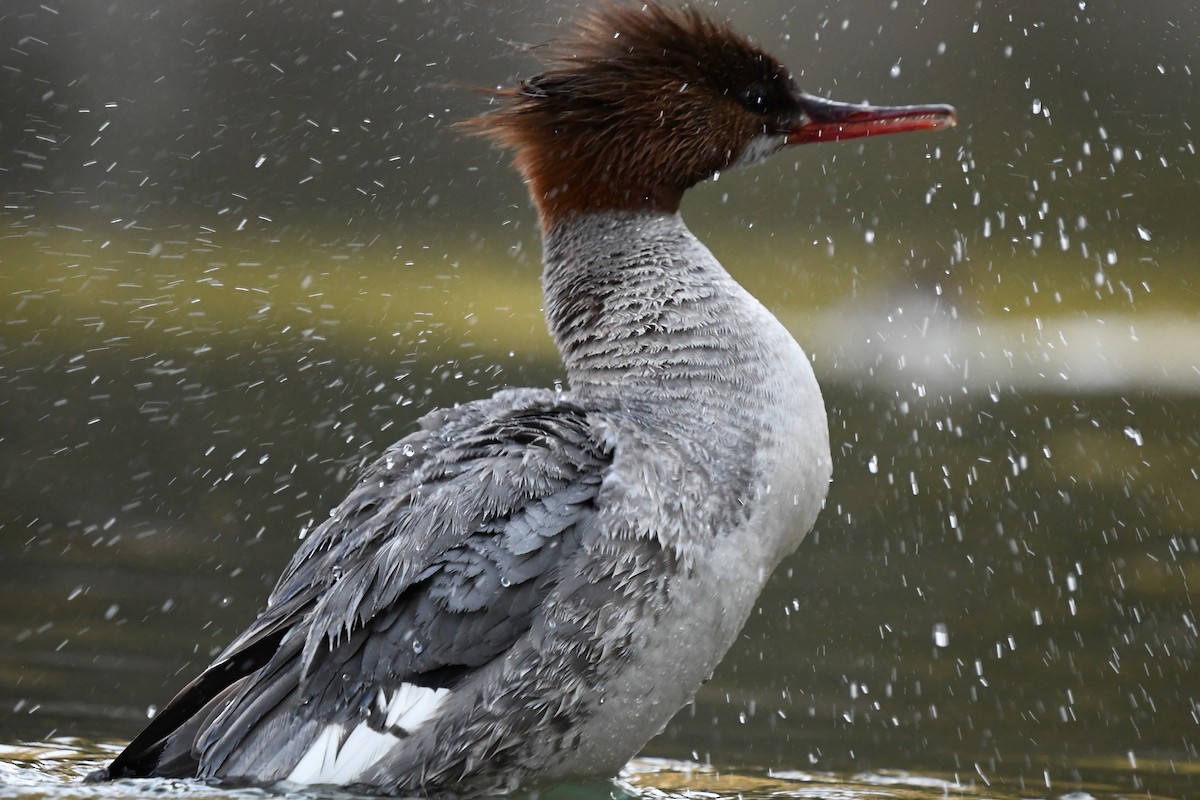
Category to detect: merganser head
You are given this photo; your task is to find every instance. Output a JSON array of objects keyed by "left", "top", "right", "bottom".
[{"left": 466, "top": 1, "right": 956, "bottom": 228}]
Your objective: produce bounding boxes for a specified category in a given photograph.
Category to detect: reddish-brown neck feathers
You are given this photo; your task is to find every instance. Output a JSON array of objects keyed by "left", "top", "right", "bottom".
[{"left": 463, "top": 2, "right": 792, "bottom": 229}]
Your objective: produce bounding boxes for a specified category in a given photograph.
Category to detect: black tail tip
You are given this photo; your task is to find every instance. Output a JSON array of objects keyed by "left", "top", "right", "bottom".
[{"left": 82, "top": 766, "right": 112, "bottom": 784}]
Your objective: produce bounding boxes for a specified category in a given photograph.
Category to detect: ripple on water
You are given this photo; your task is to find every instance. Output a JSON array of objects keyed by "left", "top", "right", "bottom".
[{"left": 1, "top": 742, "right": 1194, "bottom": 800}]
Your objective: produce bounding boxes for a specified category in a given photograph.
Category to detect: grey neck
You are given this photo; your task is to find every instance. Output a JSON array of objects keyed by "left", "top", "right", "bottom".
[
  {"left": 541, "top": 211, "right": 769, "bottom": 403},
  {"left": 540, "top": 209, "right": 831, "bottom": 565}
]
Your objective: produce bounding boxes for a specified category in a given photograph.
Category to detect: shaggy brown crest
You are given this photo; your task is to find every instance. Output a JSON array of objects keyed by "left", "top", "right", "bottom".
[{"left": 464, "top": 1, "right": 802, "bottom": 227}]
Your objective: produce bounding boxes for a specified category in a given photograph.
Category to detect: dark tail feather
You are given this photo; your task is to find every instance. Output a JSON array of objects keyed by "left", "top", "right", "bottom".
[{"left": 87, "top": 629, "right": 286, "bottom": 782}]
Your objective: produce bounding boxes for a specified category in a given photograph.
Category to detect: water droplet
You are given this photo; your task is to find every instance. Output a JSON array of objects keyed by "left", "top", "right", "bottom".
[
  {"left": 402, "top": 443, "right": 415, "bottom": 457},
  {"left": 932, "top": 622, "right": 950, "bottom": 648}
]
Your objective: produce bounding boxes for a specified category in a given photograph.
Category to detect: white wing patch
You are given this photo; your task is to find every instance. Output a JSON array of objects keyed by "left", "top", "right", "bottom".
[{"left": 286, "top": 684, "right": 450, "bottom": 785}]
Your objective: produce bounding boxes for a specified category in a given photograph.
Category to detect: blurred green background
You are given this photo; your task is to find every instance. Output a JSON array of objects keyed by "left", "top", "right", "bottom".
[{"left": 1, "top": 0, "right": 1197, "bottom": 797}]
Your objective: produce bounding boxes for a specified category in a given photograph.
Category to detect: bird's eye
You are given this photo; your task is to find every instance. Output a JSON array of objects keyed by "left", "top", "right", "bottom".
[{"left": 741, "top": 87, "right": 771, "bottom": 115}]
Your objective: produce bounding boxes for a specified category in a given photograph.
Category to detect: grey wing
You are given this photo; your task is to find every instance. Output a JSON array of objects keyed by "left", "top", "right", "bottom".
[{"left": 101, "top": 392, "right": 613, "bottom": 785}]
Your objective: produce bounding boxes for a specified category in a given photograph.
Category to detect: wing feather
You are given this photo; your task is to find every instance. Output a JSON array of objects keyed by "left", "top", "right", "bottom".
[{"left": 100, "top": 390, "right": 614, "bottom": 784}]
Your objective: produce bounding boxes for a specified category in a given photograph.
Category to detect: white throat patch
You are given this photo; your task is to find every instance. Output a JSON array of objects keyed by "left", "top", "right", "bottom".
[{"left": 730, "top": 134, "right": 788, "bottom": 170}]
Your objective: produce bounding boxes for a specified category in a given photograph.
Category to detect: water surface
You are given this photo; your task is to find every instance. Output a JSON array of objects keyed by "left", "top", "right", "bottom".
[{"left": 2, "top": 263, "right": 1196, "bottom": 796}]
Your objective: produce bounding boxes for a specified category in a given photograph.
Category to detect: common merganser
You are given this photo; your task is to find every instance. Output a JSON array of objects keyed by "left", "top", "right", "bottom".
[{"left": 88, "top": 2, "right": 954, "bottom": 794}]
